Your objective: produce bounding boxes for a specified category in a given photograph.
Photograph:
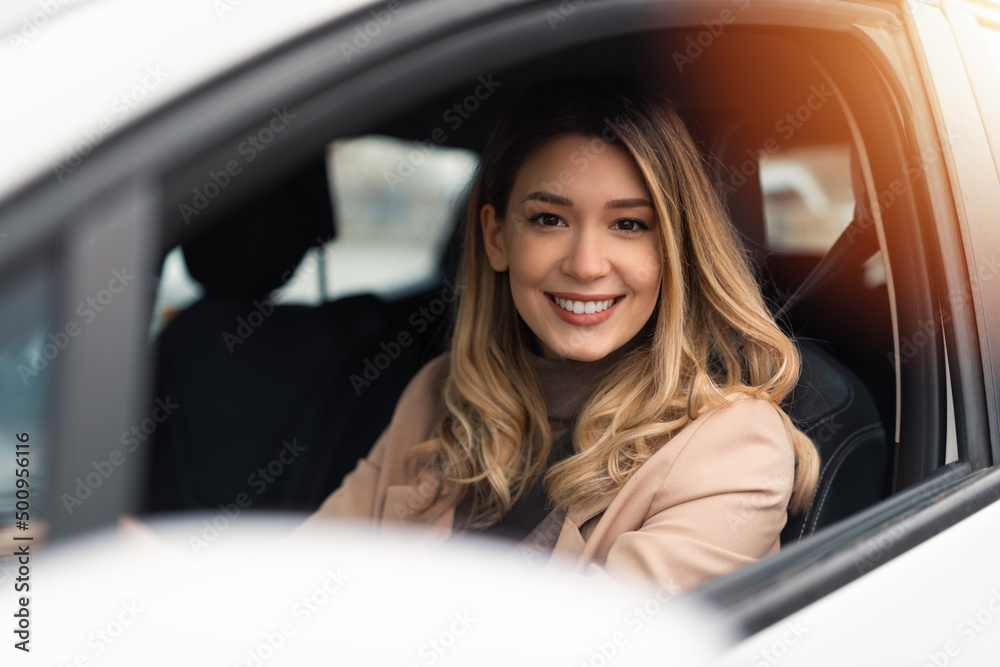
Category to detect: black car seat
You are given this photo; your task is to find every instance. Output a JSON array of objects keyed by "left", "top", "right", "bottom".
[
  {"left": 703, "top": 115, "right": 890, "bottom": 541},
  {"left": 146, "top": 158, "right": 447, "bottom": 513}
]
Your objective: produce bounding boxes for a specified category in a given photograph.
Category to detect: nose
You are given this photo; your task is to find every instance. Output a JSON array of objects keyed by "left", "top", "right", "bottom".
[{"left": 561, "top": 225, "right": 611, "bottom": 282}]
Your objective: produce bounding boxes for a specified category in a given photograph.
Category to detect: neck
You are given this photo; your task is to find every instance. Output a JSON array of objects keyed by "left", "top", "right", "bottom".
[{"left": 525, "top": 317, "right": 654, "bottom": 434}]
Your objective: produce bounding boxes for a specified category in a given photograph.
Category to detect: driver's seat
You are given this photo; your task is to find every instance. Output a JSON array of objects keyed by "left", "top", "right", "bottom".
[{"left": 701, "top": 114, "right": 890, "bottom": 541}]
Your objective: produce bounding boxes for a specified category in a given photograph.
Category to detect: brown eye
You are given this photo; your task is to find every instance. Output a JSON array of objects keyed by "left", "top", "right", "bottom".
[
  {"left": 612, "top": 218, "right": 649, "bottom": 232},
  {"left": 529, "top": 213, "right": 565, "bottom": 227}
]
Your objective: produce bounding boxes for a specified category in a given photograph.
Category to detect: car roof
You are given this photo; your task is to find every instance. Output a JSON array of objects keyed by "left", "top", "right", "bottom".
[
  {"left": 8, "top": 0, "right": 990, "bottom": 206},
  {"left": 0, "top": 0, "right": 373, "bottom": 202}
]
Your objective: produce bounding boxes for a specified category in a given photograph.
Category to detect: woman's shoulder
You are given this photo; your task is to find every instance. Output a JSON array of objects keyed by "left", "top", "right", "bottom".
[
  {"left": 663, "top": 395, "right": 793, "bottom": 468},
  {"left": 639, "top": 396, "right": 795, "bottom": 506},
  {"left": 383, "top": 353, "right": 451, "bottom": 431},
  {"left": 399, "top": 353, "right": 450, "bottom": 401},
  {"left": 697, "top": 394, "right": 786, "bottom": 432}
]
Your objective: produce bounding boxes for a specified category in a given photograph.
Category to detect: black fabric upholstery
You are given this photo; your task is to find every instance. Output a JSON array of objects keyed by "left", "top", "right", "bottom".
[
  {"left": 182, "top": 158, "right": 335, "bottom": 297},
  {"left": 147, "top": 292, "right": 440, "bottom": 511},
  {"left": 780, "top": 340, "right": 888, "bottom": 541},
  {"left": 146, "top": 157, "right": 448, "bottom": 512},
  {"left": 704, "top": 116, "right": 890, "bottom": 541}
]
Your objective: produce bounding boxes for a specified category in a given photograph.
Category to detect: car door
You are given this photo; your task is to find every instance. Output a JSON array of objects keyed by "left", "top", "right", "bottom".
[{"left": 2, "top": 0, "right": 1000, "bottom": 662}]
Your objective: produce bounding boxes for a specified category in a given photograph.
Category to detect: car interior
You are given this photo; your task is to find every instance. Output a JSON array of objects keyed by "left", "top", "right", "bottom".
[{"left": 143, "top": 17, "right": 951, "bottom": 560}]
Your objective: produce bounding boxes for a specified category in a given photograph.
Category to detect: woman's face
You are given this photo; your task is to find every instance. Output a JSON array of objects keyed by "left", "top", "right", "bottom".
[{"left": 481, "top": 134, "right": 662, "bottom": 361}]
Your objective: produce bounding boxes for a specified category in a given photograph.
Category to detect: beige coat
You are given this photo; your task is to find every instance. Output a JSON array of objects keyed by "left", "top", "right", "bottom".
[{"left": 308, "top": 356, "right": 794, "bottom": 594}]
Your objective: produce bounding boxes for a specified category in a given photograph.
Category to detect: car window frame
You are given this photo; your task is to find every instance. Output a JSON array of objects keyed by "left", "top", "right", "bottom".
[
  {"left": 150, "top": 0, "right": 991, "bottom": 626},
  {"left": 909, "top": 3, "right": 1000, "bottom": 470},
  {"left": 3, "top": 0, "right": 997, "bottom": 633}
]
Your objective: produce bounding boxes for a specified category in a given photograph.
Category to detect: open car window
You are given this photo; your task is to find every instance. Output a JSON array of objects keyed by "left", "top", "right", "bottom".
[
  {"left": 6, "top": 3, "right": 1000, "bottom": 661},
  {"left": 151, "top": 135, "right": 476, "bottom": 338},
  {"left": 307, "top": 135, "right": 476, "bottom": 300}
]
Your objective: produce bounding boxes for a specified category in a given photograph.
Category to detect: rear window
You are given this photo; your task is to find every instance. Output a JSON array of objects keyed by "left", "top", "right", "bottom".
[
  {"left": 309, "top": 135, "right": 477, "bottom": 300},
  {"left": 760, "top": 144, "right": 854, "bottom": 253},
  {"left": 151, "top": 135, "right": 477, "bottom": 335}
]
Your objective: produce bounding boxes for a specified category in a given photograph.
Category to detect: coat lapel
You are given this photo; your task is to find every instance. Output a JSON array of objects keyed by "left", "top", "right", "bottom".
[
  {"left": 381, "top": 484, "right": 456, "bottom": 539},
  {"left": 550, "top": 493, "right": 615, "bottom": 568}
]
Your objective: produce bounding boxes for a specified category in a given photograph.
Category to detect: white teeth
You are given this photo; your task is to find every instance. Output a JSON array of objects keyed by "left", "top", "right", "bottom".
[{"left": 552, "top": 296, "right": 617, "bottom": 314}]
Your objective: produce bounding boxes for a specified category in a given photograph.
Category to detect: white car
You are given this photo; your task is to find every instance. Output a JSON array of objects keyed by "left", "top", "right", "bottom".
[{"left": 2, "top": 0, "right": 1000, "bottom": 664}]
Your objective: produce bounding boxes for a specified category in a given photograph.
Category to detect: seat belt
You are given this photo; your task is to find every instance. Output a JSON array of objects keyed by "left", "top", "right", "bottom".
[{"left": 777, "top": 200, "right": 879, "bottom": 318}]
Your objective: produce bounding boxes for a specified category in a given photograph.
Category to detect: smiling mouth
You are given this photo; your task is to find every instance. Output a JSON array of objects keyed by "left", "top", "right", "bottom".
[{"left": 547, "top": 294, "right": 623, "bottom": 315}]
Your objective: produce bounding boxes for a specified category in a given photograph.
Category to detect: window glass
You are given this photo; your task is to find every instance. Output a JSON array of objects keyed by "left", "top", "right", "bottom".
[
  {"left": 944, "top": 339, "right": 958, "bottom": 464},
  {"left": 148, "top": 135, "right": 478, "bottom": 336},
  {"left": 0, "top": 264, "right": 54, "bottom": 534},
  {"left": 319, "top": 135, "right": 477, "bottom": 299},
  {"left": 150, "top": 247, "right": 203, "bottom": 338},
  {"left": 760, "top": 144, "right": 855, "bottom": 253}
]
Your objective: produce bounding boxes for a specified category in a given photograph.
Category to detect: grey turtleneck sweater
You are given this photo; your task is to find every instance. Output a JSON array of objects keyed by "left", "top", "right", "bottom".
[{"left": 454, "top": 327, "right": 650, "bottom": 556}]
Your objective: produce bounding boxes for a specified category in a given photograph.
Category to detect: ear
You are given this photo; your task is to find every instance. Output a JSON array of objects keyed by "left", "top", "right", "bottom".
[{"left": 480, "top": 204, "right": 509, "bottom": 271}]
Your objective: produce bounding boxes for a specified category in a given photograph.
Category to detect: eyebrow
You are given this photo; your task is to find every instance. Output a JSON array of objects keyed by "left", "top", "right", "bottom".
[{"left": 522, "top": 191, "right": 653, "bottom": 209}]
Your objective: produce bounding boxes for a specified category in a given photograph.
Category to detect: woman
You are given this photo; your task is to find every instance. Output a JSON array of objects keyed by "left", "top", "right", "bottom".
[{"left": 309, "top": 78, "right": 819, "bottom": 594}]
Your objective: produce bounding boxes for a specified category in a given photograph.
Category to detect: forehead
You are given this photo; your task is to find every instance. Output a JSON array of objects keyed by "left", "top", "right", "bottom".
[{"left": 510, "top": 134, "right": 650, "bottom": 204}]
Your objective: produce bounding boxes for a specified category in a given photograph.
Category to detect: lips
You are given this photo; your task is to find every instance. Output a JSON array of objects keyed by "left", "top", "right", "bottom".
[{"left": 545, "top": 292, "right": 624, "bottom": 326}]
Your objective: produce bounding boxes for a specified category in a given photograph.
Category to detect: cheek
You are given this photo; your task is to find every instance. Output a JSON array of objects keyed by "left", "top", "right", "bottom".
[
  {"left": 505, "top": 231, "right": 553, "bottom": 287},
  {"left": 624, "top": 244, "right": 662, "bottom": 298}
]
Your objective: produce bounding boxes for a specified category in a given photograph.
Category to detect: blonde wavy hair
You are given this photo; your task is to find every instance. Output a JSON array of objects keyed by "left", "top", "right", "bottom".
[{"left": 408, "top": 78, "right": 819, "bottom": 527}]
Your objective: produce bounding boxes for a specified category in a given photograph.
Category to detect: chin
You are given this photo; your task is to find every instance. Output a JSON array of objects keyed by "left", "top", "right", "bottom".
[{"left": 549, "top": 340, "right": 617, "bottom": 362}]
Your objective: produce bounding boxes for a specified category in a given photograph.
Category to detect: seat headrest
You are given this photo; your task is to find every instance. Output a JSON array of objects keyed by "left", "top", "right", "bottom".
[{"left": 182, "top": 157, "right": 335, "bottom": 298}]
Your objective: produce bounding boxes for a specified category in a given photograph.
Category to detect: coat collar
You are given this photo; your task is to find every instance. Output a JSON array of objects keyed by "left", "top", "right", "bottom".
[{"left": 566, "top": 493, "right": 614, "bottom": 528}]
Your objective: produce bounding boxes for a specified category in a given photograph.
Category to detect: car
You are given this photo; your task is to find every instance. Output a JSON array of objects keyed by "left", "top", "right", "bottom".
[{"left": 2, "top": 0, "right": 1000, "bottom": 664}]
